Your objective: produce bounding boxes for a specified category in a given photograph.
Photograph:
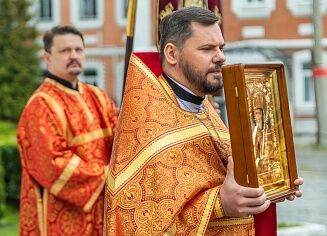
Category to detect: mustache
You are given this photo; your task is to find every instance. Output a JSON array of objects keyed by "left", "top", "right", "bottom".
[
  {"left": 67, "top": 60, "right": 81, "bottom": 68},
  {"left": 207, "top": 64, "right": 222, "bottom": 73}
]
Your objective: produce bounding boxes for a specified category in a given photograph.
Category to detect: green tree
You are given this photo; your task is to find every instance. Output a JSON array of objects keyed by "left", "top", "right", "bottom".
[{"left": 0, "top": 0, "right": 41, "bottom": 122}]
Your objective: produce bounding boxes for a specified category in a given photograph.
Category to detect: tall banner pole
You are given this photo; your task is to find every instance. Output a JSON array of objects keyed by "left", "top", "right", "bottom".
[
  {"left": 122, "top": 0, "right": 138, "bottom": 101},
  {"left": 312, "top": 0, "right": 327, "bottom": 145}
]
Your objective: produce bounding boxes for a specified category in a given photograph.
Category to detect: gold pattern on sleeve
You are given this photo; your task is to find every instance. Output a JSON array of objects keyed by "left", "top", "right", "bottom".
[
  {"left": 88, "top": 85, "right": 108, "bottom": 112},
  {"left": 69, "top": 128, "right": 113, "bottom": 147},
  {"left": 50, "top": 155, "right": 81, "bottom": 195},
  {"left": 43, "top": 190, "right": 48, "bottom": 235},
  {"left": 197, "top": 188, "right": 219, "bottom": 236},
  {"left": 27, "top": 91, "right": 72, "bottom": 141},
  {"left": 83, "top": 165, "right": 109, "bottom": 212},
  {"left": 33, "top": 182, "right": 46, "bottom": 236},
  {"left": 76, "top": 95, "right": 94, "bottom": 123},
  {"left": 214, "top": 189, "right": 225, "bottom": 218}
]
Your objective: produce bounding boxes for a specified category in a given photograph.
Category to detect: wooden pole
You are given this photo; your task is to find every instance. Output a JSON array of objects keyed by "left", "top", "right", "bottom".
[{"left": 122, "top": 0, "right": 138, "bottom": 102}]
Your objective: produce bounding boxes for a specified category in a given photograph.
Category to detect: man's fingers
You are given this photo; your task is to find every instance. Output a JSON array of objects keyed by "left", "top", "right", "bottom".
[
  {"left": 239, "top": 186, "right": 265, "bottom": 198},
  {"left": 294, "top": 177, "right": 304, "bottom": 186},
  {"left": 286, "top": 195, "right": 295, "bottom": 201},
  {"left": 247, "top": 192, "right": 267, "bottom": 206},
  {"left": 246, "top": 200, "right": 271, "bottom": 215},
  {"left": 293, "top": 190, "right": 302, "bottom": 198},
  {"left": 225, "top": 156, "right": 235, "bottom": 180}
]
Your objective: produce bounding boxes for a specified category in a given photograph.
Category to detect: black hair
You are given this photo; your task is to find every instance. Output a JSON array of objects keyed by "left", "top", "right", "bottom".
[
  {"left": 43, "top": 25, "right": 84, "bottom": 53},
  {"left": 159, "top": 6, "right": 221, "bottom": 64}
]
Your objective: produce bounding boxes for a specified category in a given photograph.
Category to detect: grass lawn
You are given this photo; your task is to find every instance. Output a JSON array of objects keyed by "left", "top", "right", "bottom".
[{"left": 0, "top": 206, "right": 19, "bottom": 236}]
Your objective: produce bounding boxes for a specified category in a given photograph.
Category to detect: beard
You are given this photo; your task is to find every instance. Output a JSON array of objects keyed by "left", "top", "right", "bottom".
[
  {"left": 68, "top": 69, "right": 82, "bottom": 76},
  {"left": 67, "top": 59, "right": 83, "bottom": 76},
  {"left": 179, "top": 54, "right": 223, "bottom": 94}
]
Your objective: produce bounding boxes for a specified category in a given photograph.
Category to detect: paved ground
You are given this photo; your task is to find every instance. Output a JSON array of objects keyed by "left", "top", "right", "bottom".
[{"left": 277, "top": 135, "right": 327, "bottom": 235}]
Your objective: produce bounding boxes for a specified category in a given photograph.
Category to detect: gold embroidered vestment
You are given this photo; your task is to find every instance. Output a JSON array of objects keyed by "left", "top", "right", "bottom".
[{"left": 104, "top": 53, "right": 254, "bottom": 235}]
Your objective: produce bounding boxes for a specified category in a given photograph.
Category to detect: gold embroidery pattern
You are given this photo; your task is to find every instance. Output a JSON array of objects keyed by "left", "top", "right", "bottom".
[
  {"left": 50, "top": 155, "right": 81, "bottom": 195},
  {"left": 105, "top": 53, "right": 254, "bottom": 235},
  {"left": 108, "top": 124, "right": 211, "bottom": 193},
  {"left": 18, "top": 79, "right": 116, "bottom": 236}
]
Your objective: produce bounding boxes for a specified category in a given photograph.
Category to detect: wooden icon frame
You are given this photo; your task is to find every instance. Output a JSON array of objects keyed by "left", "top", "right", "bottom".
[{"left": 222, "top": 63, "right": 298, "bottom": 201}]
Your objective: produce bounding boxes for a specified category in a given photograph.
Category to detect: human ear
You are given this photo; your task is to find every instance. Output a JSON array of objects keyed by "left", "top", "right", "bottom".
[
  {"left": 43, "top": 51, "right": 51, "bottom": 64},
  {"left": 163, "top": 43, "right": 178, "bottom": 65}
]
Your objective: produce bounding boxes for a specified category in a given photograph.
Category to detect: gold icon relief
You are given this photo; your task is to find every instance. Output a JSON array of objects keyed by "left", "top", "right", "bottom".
[
  {"left": 222, "top": 63, "right": 298, "bottom": 201},
  {"left": 245, "top": 69, "right": 289, "bottom": 194}
]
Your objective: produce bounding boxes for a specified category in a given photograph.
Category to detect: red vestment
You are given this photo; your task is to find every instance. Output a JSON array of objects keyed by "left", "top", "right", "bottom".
[{"left": 17, "top": 78, "right": 117, "bottom": 236}]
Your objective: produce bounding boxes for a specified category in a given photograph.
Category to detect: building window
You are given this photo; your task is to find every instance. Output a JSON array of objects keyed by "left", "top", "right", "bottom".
[
  {"left": 231, "top": 0, "right": 276, "bottom": 20},
  {"left": 81, "top": 69, "right": 99, "bottom": 86},
  {"left": 80, "top": 0, "right": 97, "bottom": 20},
  {"left": 115, "top": 0, "right": 129, "bottom": 27},
  {"left": 33, "top": 0, "right": 60, "bottom": 30},
  {"left": 293, "top": 50, "right": 315, "bottom": 116},
  {"left": 287, "top": 0, "right": 327, "bottom": 17},
  {"left": 39, "top": 0, "right": 52, "bottom": 21},
  {"left": 303, "top": 63, "right": 314, "bottom": 103},
  {"left": 123, "top": 0, "right": 128, "bottom": 18},
  {"left": 71, "top": 0, "right": 104, "bottom": 29},
  {"left": 80, "top": 62, "right": 105, "bottom": 89}
]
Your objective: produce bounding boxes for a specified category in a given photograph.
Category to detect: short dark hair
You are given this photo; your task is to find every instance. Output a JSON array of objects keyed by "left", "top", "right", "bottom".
[
  {"left": 159, "top": 7, "right": 221, "bottom": 64},
  {"left": 43, "top": 25, "right": 85, "bottom": 53}
]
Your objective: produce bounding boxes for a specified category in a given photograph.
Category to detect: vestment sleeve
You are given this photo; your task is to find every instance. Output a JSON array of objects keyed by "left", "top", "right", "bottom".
[
  {"left": 211, "top": 187, "right": 225, "bottom": 219},
  {"left": 172, "top": 185, "right": 225, "bottom": 233},
  {"left": 17, "top": 96, "right": 110, "bottom": 212}
]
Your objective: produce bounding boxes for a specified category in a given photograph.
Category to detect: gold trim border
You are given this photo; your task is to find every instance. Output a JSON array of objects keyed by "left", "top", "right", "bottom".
[
  {"left": 163, "top": 223, "right": 177, "bottom": 236},
  {"left": 208, "top": 216, "right": 254, "bottom": 227},
  {"left": 43, "top": 189, "right": 48, "bottom": 235},
  {"left": 83, "top": 166, "right": 109, "bottom": 212},
  {"left": 50, "top": 155, "right": 81, "bottom": 195},
  {"left": 70, "top": 128, "right": 113, "bottom": 146},
  {"left": 197, "top": 187, "right": 219, "bottom": 236},
  {"left": 130, "top": 54, "right": 159, "bottom": 83},
  {"left": 33, "top": 182, "right": 45, "bottom": 236},
  {"left": 45, "top": 78, "right": 83, "bottom": 95},
  {"left": 27, "top": 91, "right": 72, "bottom": 141},
  {"left": 214, "top": 190, "right": 225, "bottom": 218},
  {"left": 89, "top": 85, "right": 108, "bottom": 113},
  {"left": 28, "top": 92, "right": 67, "bottom": 133},
  {"left": 108, "top": 124, "right": 209, "bottom": 193},
  {"left": 76, "top": 95, "right": 94, "bottom": 123}
]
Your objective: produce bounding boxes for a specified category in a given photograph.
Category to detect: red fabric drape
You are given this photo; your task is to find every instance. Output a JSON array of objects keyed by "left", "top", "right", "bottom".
[{"left": 254, "top": 204, "right": 277, "bottom": 236}]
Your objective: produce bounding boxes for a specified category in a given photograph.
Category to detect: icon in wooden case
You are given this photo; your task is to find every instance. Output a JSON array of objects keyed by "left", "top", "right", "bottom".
[{"left": 222, "top": 63, "right": 298, "bottom": 201}]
